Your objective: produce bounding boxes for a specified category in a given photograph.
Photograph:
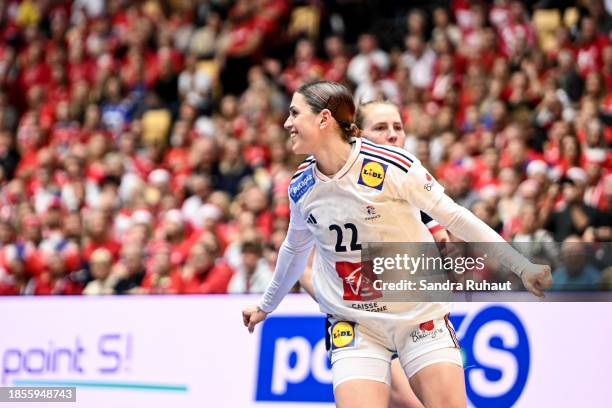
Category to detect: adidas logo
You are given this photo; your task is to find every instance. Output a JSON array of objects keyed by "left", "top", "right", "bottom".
[{"left": 306, "top": 214, "right": 317, "bottom": 224}]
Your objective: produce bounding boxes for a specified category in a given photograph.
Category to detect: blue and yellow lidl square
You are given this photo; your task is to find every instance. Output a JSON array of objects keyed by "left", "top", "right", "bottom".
[
  {"left": 358, "top": 159, "right": 387, "bottom": 190},
  {"left": 330, "top": 321, "right": 356, "bottom": 350}
]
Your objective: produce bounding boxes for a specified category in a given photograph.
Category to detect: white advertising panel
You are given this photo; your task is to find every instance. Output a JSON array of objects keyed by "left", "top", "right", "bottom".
[{"left": 1, "top": 295, "right": 610, "bottom": 407}]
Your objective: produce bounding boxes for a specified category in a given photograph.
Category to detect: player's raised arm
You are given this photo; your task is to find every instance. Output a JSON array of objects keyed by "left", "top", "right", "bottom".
[{"left": 397, "top": 159, "right": 552, "bottom": 297}]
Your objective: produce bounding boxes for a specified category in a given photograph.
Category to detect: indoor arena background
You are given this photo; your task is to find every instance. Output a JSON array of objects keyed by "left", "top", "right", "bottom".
[{"left": 1, "top": 0, "right": 611, "bottom": 407}]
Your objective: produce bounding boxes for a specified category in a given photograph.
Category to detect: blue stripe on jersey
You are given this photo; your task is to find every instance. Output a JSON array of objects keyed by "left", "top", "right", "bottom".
[
  {"left": 291, "top": 158, "right": 316, "bottom": 180},
  {"left": 291, "top": 169, "right": 305, "bottom": 180},
  {"left": 361, "top": 151, "right": 410, "bottom": 173},
  {"left": 361, "top": 139, "right": 414, "bottom": 163}
]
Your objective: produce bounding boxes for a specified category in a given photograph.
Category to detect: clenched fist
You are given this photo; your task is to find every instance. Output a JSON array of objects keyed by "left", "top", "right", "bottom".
[
  {"left": 242, "top": 305, "right": 269, "bottom": 333},
  {"left": 521, "top": 264, "right": 553, "bottom": 298}
]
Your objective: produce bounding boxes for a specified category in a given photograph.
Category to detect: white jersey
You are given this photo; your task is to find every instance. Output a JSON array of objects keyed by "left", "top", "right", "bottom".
[
  {"left": 289, "top": 138, "right": 450, "bottom": 325},
  {"left": 259, "top": 138, "right": 529, "bottom": 327}
]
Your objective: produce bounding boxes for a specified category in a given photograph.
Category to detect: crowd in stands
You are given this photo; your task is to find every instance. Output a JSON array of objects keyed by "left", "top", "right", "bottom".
[{"left": 0, "top": 0, "right": 610, "bottom": 295}]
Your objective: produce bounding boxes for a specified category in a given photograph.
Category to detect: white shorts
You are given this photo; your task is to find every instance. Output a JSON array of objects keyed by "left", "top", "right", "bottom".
[{"left": 326, "top": 314, "right": 462, "bottom": 389}]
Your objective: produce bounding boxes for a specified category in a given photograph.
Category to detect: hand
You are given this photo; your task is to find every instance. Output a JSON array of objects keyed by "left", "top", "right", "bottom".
[
  {"left": 242, "top": 305, "right": 268, "bottom": 333},
  {"left": 438, "top": 241, "right": 462, "bottom": 259},
  {"left": 521, "top": 264, "right": 553, "bottom": 298},
  {"left": 432, "top": 229, "right": 451, "bottom": 244}
]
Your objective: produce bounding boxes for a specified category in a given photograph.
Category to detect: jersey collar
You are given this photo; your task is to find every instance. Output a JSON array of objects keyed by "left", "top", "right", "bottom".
[{"left": 313, "top": 137, "right": 361, "bottom": 182}]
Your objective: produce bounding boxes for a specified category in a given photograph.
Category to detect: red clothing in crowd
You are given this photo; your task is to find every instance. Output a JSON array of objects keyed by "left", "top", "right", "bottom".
[
  {"left": 30, "top": 273, "right": 82, "bottom": 295},
  {"left": 255, "top": 210, "right": 273, "bottom": 241},
  {"left": 0, "top": 279, "right": 23, "bottom": 295},
  {"left": 574, "top": 34, "right": 610, "bottom": 76},
  {"left": 181, "top": 261, "right": 234, "bottom": 294},
  {"left": 82, "top": 239, "right": 122, "bottom": 263}
]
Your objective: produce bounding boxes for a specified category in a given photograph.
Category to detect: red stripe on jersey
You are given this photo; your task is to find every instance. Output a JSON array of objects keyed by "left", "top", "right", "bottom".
[
  {"left": 361, "top": 145, "right": 412, "bottom": 168},
  {"left": 297, "top": 162, "right": 313, "bottom": 170},
  {"left": 428, "top": 224, "right": 444, "bottom": 234}
]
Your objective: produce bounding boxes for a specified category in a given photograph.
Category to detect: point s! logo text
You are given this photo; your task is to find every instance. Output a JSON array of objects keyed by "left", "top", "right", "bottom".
[
  {"left": 1, "top": 333, "right": 133, "bottom": 385},
  {"left": 256, "top": 316, "right": 333, "bottom": 402},
  {"left": 256, "top": 306, "right": 529, "bottom": 406},
  {"left": 358, "top": 159, "right": 387, "bottom": 190}
]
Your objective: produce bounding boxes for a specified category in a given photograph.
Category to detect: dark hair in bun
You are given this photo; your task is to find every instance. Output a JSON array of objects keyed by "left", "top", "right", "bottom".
[{"left": 297, "top": 81, "right": 358, "bottom": 141}]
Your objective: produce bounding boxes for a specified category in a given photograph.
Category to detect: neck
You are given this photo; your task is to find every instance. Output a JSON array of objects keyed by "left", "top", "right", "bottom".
[{"left": 312, "top": 137, "right": 352, "bottom": 176}]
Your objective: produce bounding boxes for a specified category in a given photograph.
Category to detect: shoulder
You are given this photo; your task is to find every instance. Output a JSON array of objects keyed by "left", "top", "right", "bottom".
[
  {"left": 358, "top": 139, "right": 416, "bottom": 175},
  {"left": 291, "top": 156, "right": 316, "bottom": 181},
  {"left": 289, "top": 156, "right": 316, "bottom": 204}
]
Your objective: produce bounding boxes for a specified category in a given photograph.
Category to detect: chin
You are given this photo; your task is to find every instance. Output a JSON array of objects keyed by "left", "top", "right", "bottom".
[{"left": 290, "top": 141, "right": 307, "bottom": 155}]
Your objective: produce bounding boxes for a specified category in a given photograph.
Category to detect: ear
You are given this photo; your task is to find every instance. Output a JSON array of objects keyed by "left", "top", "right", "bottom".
[{"left": 319, "top": 109, "right": 332, "bottom": 129}]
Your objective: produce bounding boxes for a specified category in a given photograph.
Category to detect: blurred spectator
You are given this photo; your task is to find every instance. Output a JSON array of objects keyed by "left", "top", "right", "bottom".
[
  {"left": 0, "top": 130, "right": 19, "bottom": 180},
  {"left": 83, "top": 248, "right": 115, "bottom": 295},
  {"left": 282, "top": 38, "right": 326, "bottom": 94},
  {"left": 354, "top": 63, "right": 400, "bottom": 105},
  {"left": 181, "top": 242, "right": 234, "bottom": 294},
  {"left": 182, "top": 173, "right": 212, "bottom": 226},
  {"left": 217, "top": 0, "right": 266, "bottom": 96},
  {"left": 471, "top": 199, "right": 503, "bottom": 234},
  {"left": 401, "top": 34, "right": 436, "bottom": 89},
  {"left": 188, "top": 10, "right": 223, "bottom": 59},
  {"left": 347, "top": 33, "right": 390, "bottom": 87},
  {"left": 511, "top": 203, "right": 560, "bottom": 267},
  {"left": 178, "top": 54, "right": 212, "bottom": 113},
  {"left": 30, "top": 245, "right": 82, "bottom": 295},
  {"left": 545, "top": 174, "right": 609, "bottom": 242},
  {"left": 228, "top": 240, "right": 273, "bottom": 294},
  {"left": 100, "top": 76, "right": 133, "bottom": 137},
  {"left": 551, "top": 236, "right": 601, "bottom": 290},
  {"left": 112, "top": 243, "right": 146, "bottom": 295},
  {"left": 432, "top": 7, "right": 461, "bottom": 47},
  {"left": 140, "top": 241, "right": 182, "bottom": 294},
  {"left": 217, "top": 138, "right": 254, "bottom": 196}
]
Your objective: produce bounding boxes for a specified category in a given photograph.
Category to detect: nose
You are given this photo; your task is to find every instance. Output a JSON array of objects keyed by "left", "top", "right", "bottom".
[{"left": 284, "top": 116, "right": 292, "bottom": 130}]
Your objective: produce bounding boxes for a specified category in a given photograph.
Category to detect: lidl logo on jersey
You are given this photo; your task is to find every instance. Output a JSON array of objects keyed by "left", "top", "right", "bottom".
[
  {"left": 330, "top": 321, "right": 355, "bottom": 350},
  {"left": 256, "top": 316, "right": 333, "bottom": 402},
  {"left": 289, "top": 167, "right": 315, "bottom": 203},
  {"left": 358, "top": 159, "right": 387, "bottom": 190}
]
